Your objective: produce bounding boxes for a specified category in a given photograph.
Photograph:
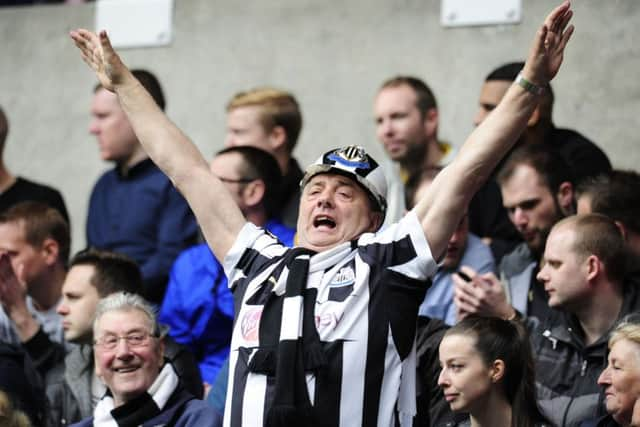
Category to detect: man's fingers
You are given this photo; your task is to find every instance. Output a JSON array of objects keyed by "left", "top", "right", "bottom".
[
  {"left": 545, "top": 1, "right": 570, "bottom": 29},
  {"left": 454, "top": 295, "right": 478, "bottom": 314},
  {"left": 558, "top": 9, "right": 573, "bottom": 33},
  {"left": 559, "top": 25, "right": 574, "bottom": 50}
]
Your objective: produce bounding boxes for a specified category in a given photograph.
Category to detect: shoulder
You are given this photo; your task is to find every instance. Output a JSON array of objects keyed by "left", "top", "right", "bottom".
[
  {"left": 173, "top": 244, "right": 216, "bottom": 269},
  {"left": 13, "top": 177, "right": 59, "bottom": 194},
  {"left": 462, "top": 234, "right": 495, "bottom": 267},
  {"left": 265, "top": 219, "right": 296, "bottom": 247},
  {"left": 171, "top": 397, "right": 218, "bottom": 426},
  {"left": 499, "top": 242, "right": 533, "bottom": 275}
]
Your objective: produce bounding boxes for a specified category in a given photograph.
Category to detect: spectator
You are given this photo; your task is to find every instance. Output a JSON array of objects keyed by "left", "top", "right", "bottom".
[
  {"left": 0, "top": 106, "right": 68, "bottom": 222},
  {"left": 454, "top": 144, "right": 574, "bottom": 324},
  {"left": 576, "top": 170, "right": 640, "bottom": 270},
  {"left": 589, "top": 315, "right": 640, "bottom": 427},
  {"left": 160, "top": 146, "right": 295, "bottom": 384},
  {"left": 225, "top": 87, "right": 303, "bottom": 228},
  {"left": 44, "top": 249, "right": 203, "bottom": 427},
  {"left": 374, "top": 76, "right": 455, "bottom": 226},
  {"left": 438, "top": 315, "right": 551, "bottom": 427},
  {"left": 70, "top": 292, "right": 215, "bottom": 426},
  {"left": 532, "top": 214, "right": 638, "bottom": 426},
  {"left": 373, "top": 76, "right": 518, "bottom": 261},
  {"left": 0, "top": 202, "right": 69, "bottom": 347},
  {"left": 86, "top": 69, "right": 198, "bottom": 304}
]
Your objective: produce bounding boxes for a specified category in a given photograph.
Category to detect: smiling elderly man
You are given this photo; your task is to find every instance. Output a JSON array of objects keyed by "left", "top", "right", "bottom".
[
  {"left": 70, "top": 292, "right": 215, "bottom": 427},
  {"left": 70, "top": 3, "right": 574, "bottom": 425}
]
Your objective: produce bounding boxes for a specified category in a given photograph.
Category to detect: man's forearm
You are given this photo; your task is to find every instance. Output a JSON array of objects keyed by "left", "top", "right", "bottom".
[{"left": 113, "top": 75, "right": 210, "bottom": 186}]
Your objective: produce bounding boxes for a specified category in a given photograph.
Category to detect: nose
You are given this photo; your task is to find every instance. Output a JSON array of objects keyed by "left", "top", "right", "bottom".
[
  {"left": 598, "top": 365, "right": 612, "bottom": 386},
  {"left": 473, "top": 107, "right": 488, "bottom": 127},
  {"left": 437, "top": 367, "right": 449, "bottom": 388},
  {"left": 375, "top": 118, "right": 392, "bottom": 138},
  {"left": 536, "top": 266, "right": 547, "bottom": 283},
  {"left": 56, "top": 304, "right": 68, "bottom": 316},
  {"left": 316, "top": 191, "right": 334, "bottom": 208},
  {"left": 114, "top": 338, "right": 134, "bottom": 357},
  {"left": 449, "top": 229, "right": 464, "bottom": 245},
  {"left": 89, "top": 119, "right": 100, "bottom": 135},
  {"left": 511, "top": 207, "right": 529, "bottom": 229},
  {"left": 224, "top": 133, "right": 235, "bottom": 147}
]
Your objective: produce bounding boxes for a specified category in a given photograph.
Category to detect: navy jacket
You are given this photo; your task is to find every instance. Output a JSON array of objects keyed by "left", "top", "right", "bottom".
[{"left": 87, "top": 159, "right": 198, "bottom": 303}]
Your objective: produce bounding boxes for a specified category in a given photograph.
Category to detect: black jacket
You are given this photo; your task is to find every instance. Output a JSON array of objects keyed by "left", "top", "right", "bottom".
[{"left": 531, "top": 284, "right": 640, "bottom": 427}]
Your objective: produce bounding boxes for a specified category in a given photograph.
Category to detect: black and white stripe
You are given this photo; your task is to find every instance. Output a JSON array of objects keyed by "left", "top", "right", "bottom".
[{"left": 223, "top": 212, "right": 436, "bottom": 427}]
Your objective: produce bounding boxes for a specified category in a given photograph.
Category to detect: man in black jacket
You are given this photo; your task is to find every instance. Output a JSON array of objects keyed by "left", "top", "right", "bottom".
[{"left": 532, "top": 214, "right": 639, "bottom": 426}]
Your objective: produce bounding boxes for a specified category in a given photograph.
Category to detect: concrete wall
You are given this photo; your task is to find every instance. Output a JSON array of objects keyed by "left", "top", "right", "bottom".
[{"left": 1, "top": 0, "right": 638, "bottom": 252}]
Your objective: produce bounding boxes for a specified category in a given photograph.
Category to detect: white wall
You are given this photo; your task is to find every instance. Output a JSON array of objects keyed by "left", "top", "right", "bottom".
[{"left": 1, "top": 0, "right": 638, "bottom": 252}]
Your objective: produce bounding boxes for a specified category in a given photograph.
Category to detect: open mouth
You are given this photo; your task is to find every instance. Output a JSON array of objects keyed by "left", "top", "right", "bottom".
[{"left": 314, "top": 215, "right": 336, "bottom": 229}]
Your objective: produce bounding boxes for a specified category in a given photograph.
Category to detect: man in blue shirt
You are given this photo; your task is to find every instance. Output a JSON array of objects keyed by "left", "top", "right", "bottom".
[
  {"left": 86, "top": 70, "right": 198, "bottom": 304},
  {"left": 159, "top": 146, "right": 295, "bottom": 385}
]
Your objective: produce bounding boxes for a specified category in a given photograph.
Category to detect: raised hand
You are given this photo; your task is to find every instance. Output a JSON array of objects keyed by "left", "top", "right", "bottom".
[
  {"left": 523, "top": 1, "right": 575, "bottom": 85},
  {"left": 69, "top": 29, "right": 129, "bottom": 92},
  {"left": 0, "top": 253, "right": 29, "bottom": 320}
]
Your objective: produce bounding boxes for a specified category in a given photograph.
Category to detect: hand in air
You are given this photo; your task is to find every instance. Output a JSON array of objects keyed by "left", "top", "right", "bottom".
[
  {"left": 523, "top": 1, "right": 575, "bottom": 86},
  {"left": 0, "top": 253, "right": 27, "bottom": 315},
  {"left": 70, "top": 29, "right": 127, "bottom": 92}
]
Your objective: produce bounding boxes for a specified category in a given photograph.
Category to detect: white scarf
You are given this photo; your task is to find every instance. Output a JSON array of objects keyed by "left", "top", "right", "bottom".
[{"left": 92, "top": 363, "right": 179, "bottom": 427}]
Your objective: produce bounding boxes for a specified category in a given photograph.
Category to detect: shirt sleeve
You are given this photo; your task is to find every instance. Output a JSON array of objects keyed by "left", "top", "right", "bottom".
[
  {"left": 363, "top": 210, "right": 438, "bottom": 281},
  {"left": 223, "top": 222, "right": 288, "bottom": 288}
]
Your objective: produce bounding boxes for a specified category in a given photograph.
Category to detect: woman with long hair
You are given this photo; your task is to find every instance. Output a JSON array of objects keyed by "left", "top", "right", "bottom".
[{"left": 437, "top": 315, "right": 551, "bottom": 427}]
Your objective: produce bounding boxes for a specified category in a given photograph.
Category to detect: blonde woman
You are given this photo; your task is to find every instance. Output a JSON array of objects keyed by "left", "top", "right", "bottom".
[{"left": 592, "top": 316, "right": 640, "bottom": 427}]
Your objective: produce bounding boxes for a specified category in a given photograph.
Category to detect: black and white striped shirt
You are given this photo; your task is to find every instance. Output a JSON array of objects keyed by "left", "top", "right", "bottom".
[{"left": 222, "top": 212, "right": 436, "bottom": 427}]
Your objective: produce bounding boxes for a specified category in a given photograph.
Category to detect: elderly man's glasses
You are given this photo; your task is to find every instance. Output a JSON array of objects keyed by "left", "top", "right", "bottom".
[{"left": 94, "top": 331, "right": 155, "bottom": 350}]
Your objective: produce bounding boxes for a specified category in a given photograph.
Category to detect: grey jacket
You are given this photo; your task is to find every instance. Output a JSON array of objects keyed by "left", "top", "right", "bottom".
[
  {"left": 499, "top": 242, "right": 537, "bottom": 316},
  {"left": 45, "top": 345, "right": 93, "bottom": 426}
]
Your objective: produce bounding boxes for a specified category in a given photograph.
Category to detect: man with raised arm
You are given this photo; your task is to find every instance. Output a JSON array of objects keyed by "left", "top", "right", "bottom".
[{"left": 70, "top": 3, "right": 573, "bottom": 425}]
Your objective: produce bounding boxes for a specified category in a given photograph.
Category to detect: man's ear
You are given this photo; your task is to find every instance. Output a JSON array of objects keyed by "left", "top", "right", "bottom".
[
  {"left": 585, "top": 254, "right": 601, "bottom": 283},
  {"left": 40, "top": 238, "right": 60, "bottom": 266},
  {"left": 267, "top": 125, "right": 287, "bottom": 151},
  {"left": 423, "top": 108, "right": 438, "bottom": 138},
  {"left": 369, "top": 211, "right": 383, "bottom": 232},
  {"left": 556, "top": 181, "right": 574, "bottom": 215},
  {"left": 243, "top": 179, "right": 266, "bottom": 209}
]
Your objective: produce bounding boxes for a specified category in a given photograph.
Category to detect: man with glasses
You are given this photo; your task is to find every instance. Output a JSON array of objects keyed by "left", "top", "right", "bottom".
[
  {"left": 72, "top": 291, "right": 215, "bottom": 426},
  {"left": 39, "top": 249, "right": 202, "bottom": 427},
  {"left": 159, "top": 146, "right": 295, "bottom": 386}
]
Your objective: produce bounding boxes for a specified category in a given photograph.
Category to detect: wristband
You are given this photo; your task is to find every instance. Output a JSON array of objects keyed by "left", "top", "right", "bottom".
[{"left": 515, "top": 73, "right": 545, "bottom": 96}]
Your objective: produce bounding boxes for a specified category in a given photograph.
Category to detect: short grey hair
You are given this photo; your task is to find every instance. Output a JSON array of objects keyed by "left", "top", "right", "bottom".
[{"left": 93, "top": 292, "right": 161, "bottom": 337}]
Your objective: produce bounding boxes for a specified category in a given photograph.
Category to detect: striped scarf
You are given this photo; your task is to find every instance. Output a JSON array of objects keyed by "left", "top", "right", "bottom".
[{"left": 247, "top": 247, "right": 326, "bottom": 426}]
